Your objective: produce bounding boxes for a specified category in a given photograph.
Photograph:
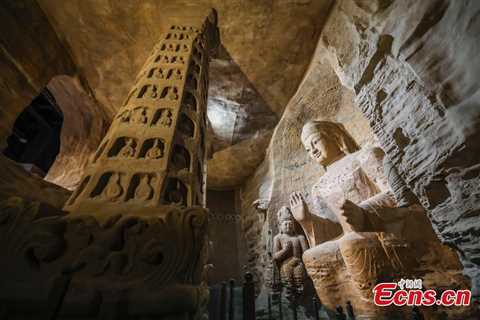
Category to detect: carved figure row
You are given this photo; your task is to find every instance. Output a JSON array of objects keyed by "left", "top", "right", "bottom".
[
  {"left": 160, "top": 43, "right": 190, "bottom": 53},
  {"left": 116, "top": 108, "right": 196, "bottom": 140},
  {"left": 117, "top": 107, "right": 172, "bottom": 127},
  {"left": 166, "top": 32, "right": 191, "bottom": 41},
  {"left": 109, "top": 137, "right": 165, "bottom": 159},
  {"left": 91, "top": 172, "right": 157, "bottom": 202},
  {"left": 148, "top": 67, "right": 183, "bottom": 81},
  {"left": 170, "top": 25, "right": 199, "bottom": 33},
  {"left": 85, "top": 170, "right": 194, "bottom": 206},
  {"left": 105, "top": 138, "right": 192, "bottom": 166},
  {"left": 154, "top": 55, "right": 186, "bottom": 65},
  {"left": 138, "top": 84, "right": 180, "bottom": 101}
]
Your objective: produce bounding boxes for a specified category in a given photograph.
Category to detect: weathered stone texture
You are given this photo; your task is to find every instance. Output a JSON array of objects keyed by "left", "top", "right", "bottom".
[
  {"left": 239, "top": 56, "right": 374, "bottom": 288},
  {"left": 0, "top": 0, "right": 76, "bottom": 149},
  {"left": 319, "top": 0, "right": 480, "bottom": 293},
  {"left": 45, "top": 76, "right": 110, "bottom": 190}
]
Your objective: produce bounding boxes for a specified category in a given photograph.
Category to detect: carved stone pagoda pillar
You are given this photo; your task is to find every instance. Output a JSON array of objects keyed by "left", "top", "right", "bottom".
[{"left": 0, "top": 9, "right": 219, "bottom": 320}]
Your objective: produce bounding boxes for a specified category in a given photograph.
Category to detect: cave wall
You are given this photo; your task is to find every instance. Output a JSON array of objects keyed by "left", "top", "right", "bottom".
[
  {"left": 319, "top": 0, "right": 480, "bottom": 293},
  {"left": 239, "top": 55, "right": 374, "bottom": 286},
  {"left": 239, "top": 0, "right": 480, "bottom": 294},
  {"left": 45, "top": 76, "right": 109, "bottom": 190},
  {"left": 0, "top": 0, "right": 78, "bottom": 207},
  {"left": 207, "top": 189, "right": 244, "bottom": 284},
  {"left": 0, "top": 0, "right": 76, "bottom": 150}
]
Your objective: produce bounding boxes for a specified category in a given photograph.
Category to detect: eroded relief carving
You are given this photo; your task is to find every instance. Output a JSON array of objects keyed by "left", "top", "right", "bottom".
[
  {"left": 134, "top": 174, "right": 155, "bottom": 201},
  {"left": 152, "top": 108, "right": 173, "bottom": 127},
  {"left": 145, "top": 139, "right": 164, "bottom": 159},
  {"left": 272, "top": 206, "right": 308, "bottom": 297},
  {"left": 119, "top": 138, "right": 136, "bottom": 158},
  {"left": 102, "top": 172, "right": 124, "bottom": 201},
  {"left": 0, "top": 197, "right": 209, "bottom": 319}
]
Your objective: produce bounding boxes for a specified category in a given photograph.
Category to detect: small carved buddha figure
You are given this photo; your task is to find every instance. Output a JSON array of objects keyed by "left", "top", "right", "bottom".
[
  {"left": 134, "top": 107, "right": 148, "bottom": 124},
  {"left": 174, "top": 69, "right": 183, "bottom": 80},
  {"left": 135, "top": 175, "right": 154, "bottom": 201},
  {"left": 168, "top": 87, "right": 179, "bottom": 101},
  {"left": 103, "top": 173, "right": 123, "bottom": 201},
  {"left": 145, "top": 140, "right": 164, "bottom": 159},
  {"left": 272, "top": 206, "right": 308, "bottom": 295},
  {"left": 154, "top": 68, "right": 165, "bottom": 79},
  {"left": 148, "top": 86, "right": 159, "bottom": 99},
  {"left": 159, "top": 109, "right": 172, "bottom": 127},
  {"left": 119, "top": 138, "right": 136, "bottom": 158}
]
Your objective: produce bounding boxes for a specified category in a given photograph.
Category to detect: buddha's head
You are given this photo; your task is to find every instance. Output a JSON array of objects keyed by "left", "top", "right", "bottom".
[
  {"left": 277, "top": 206, "right": 295, "bottom": 236},
  {"left": 301, "top": 121, "right": 359, "bottom": 167}
]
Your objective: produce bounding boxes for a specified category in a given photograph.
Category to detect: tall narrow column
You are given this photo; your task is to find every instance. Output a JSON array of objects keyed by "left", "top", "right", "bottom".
[
  {"left": 0, "top": 9, "right": 220, "bottom": 320},
  {"left": 65, "top": 11, "right": 218, "bottom": 218}
]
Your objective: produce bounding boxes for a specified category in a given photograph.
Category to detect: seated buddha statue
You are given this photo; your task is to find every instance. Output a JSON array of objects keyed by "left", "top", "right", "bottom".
[{"left": 289, "top": 120, "right": 469, "bottom": 318}]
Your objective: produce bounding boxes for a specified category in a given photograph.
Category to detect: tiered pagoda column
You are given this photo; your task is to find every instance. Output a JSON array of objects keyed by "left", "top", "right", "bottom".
[
  {"left": 0, "top": 9, "right": 219, "bottom": 320},
  {"left": 64, "top": 11, "right": 218, "bottom": 218}
]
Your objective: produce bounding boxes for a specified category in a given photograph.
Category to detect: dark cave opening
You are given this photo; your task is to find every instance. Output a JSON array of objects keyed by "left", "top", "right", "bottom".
[{"left": 3, "top": 88, "right": 63, "bottom": 177}]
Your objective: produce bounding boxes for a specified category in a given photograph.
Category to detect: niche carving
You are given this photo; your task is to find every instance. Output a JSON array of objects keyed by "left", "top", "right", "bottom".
[
  {"left": 90, "top": 172, "right": 124, "bottom": 201},
  {"left": 172, "top": 69, "right": 183, "bottom": 80},
  {"left": 161, "top": 43, "right": 180, "bottom": 52},
  {"left": 166, "top": 33, "right": 189, "bottom": 40},
  {"left": 108, "top": 137, "right": 137, "bottom": 158},
  {"left": 172, "top": 144, "right": 191, "bottom": 171},
  {"left": 138, "top": 85, "right": 159, "bottom": 99},
  {"left": 139, "top": 139, "right": 165, "bottom": 159},
  {"left": 148, "top": 67, "right": 167, "bottom": 79},
  {"left": 133, "top": 107, "right": 149, "bottom": 124},
  {"left": 183, "top": 92, "right": 197, "bottom": 111},
  {"left": 152, "top": 108, "right": 173, "bottom": 127},
  {"left": 189, "top": 61, "right": 201, "bottom": 75},
  {"left": 178, "top": 113, "right": 195, "bottom": 138},
  {"left": 160, "top": 87, "right": 179, "bottom": 101},
  {"left": 186, "top": 74, "right": 198, "bottom": 90},
  {"left": 171, "top": 56, "right": 185, "bottom": 65},
  {"left": 155, "top": 55, "right": 170, "bottom": 64},
  {"left": 126, "top": 173, "right": 156, "bottom": 201},
  {"left": 163, "top": 177, "right": 188, "bottom": 206}
]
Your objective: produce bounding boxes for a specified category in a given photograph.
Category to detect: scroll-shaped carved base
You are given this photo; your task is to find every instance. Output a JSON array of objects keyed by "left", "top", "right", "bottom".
[{"left": 0, "top": 196, "right": 209, "bottom": 319}]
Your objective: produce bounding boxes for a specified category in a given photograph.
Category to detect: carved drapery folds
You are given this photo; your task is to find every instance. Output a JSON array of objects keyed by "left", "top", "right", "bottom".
[{"left": 0, "top": 9, "right": 219, "bottom": 319}]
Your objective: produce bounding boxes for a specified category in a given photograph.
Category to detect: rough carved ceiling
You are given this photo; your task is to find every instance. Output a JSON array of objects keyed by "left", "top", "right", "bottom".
[{"left": 37, "top": 0, "right": 333, "bottom": 189}]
